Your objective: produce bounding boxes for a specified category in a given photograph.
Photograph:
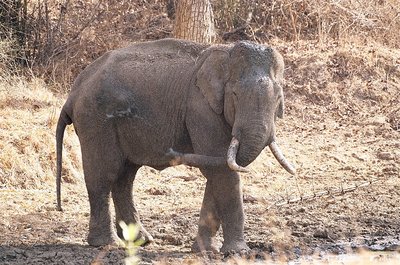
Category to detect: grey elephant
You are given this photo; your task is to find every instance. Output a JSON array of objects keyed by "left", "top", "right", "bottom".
[{"left": 56, "top": 38, "right": 295, "bottom": 253}]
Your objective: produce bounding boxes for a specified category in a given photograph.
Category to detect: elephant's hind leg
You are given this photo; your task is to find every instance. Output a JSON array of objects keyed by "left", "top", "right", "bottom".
[
  {"left": 80, "top": 136, "right": 125, "bottom": 246},
  {"left": 86, "top": 183, "right": 115, "bottom": 246},
  {"left": 111, "top": 163, "right": 153, "bottom": 244},
  {"left": 83, "top": 165, "right": 116, "bottom": 246}
]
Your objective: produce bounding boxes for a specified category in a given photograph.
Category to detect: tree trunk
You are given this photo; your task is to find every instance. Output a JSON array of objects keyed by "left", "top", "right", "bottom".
[{"left": 173, "top": 0, "right": 216, "bottom": 43}]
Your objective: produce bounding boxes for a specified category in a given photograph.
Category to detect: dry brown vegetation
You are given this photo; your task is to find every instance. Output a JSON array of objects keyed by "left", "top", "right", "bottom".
[
  {"left": 216, "top": 0, "right": 400, "bottom": 45},
  {"left": 2, "top": 0, "right": 400, "bottom": 86},
  {"left": 0, "top": 0, "right": 399, "bottom": 264}
]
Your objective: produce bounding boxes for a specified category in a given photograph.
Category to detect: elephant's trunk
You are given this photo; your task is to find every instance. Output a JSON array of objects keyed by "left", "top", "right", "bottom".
[
  {"left": 227, "top": 137, "right": 296, "bottom": 175},
  {"left": 227, "top": 137, "right": 248, "bottom": 172}
]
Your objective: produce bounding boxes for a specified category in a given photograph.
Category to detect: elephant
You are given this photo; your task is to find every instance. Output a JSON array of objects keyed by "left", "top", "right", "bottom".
[{"left": 56, "top": 38, "right": 295, "bottom": 253}]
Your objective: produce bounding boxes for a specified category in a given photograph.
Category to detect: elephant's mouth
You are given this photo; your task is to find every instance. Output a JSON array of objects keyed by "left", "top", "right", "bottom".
[{"left": 227, "top": 137, "right": 296, "bottom": 175}]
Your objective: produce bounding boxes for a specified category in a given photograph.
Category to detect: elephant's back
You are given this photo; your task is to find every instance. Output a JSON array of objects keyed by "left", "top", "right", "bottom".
[
  {"left": 121, "top": 38, "right": 209, "bottom": 59},
  {"left": 69, "top": 38, "right": 199, "bottom": 135},
  {"left": 67, "top": 38, "right": 203, "bottom": 141},
  {"left": 71, "top": 39, "right": 206, "bottom": 92}
]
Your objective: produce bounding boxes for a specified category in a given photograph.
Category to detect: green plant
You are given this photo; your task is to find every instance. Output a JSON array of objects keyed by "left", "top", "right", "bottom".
[{"left": 119, "top": 221, "right": 144, "bottom": 265}]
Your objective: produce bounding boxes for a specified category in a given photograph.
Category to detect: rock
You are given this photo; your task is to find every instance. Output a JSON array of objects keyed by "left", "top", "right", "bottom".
[
  {"left": 298, "top": 207, "right": 306, "bottom": 213},
  {"left": 366, "top": 115, "right": 387, "bottom": 126},
  {"left": 352, "top": 152, "right": 368, "bottom": 161},
  {"left": 377, "top": 151, "right": 394, "bottom": 160},
  {"left": 146, "top": 187, "right": 168, "bottom": 195},
  {"left": 243, "top": 194, "right": 258, "bottom": 203},
  {"left": 292, "top": 231, "right": 305, "bottom": 237},
  {"left": 313, "top": 229, "right": 330, "bottom": 239}
]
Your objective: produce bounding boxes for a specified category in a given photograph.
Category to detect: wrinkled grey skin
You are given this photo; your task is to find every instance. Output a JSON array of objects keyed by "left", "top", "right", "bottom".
[{"left": 56, "top": 38, "right": 285, "bottom": 253}]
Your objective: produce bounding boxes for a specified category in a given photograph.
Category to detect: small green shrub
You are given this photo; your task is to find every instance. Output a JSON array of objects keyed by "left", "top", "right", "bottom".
[{"left": 119, "top": 221, "right": 144, "bottom": 265}]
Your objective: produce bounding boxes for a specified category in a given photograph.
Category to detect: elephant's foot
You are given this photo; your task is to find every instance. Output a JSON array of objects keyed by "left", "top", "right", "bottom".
[
  {"left": 88, "top": 230, "right": 117, "bottom": 247},
  {"left": 220, "top": 240, "right": 250, "bottom": 254},
  {"left": 136, "top": 227, "right": 154, "bottom": 246},
  {"left": 117, "top": 223, "right": 154, "bottom": 246},
  {"left": 191, "top": 237, "right": 218, "bottom": 253}
]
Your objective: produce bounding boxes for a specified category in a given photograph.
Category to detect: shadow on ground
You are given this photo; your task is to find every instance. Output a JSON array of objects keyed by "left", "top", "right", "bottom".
[{"left": 0, "top": 244, "right": 126, "bottom": 265}]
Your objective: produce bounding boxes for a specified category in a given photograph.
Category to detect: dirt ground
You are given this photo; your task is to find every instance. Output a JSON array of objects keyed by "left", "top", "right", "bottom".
[{"left": 0, "top": 41, "right": 399, "bottom": 264}]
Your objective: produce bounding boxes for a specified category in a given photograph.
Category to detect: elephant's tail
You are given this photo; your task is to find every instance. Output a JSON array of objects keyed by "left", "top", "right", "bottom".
[{"left": 56, "top": 109, "right": 72, "bottom": 211}]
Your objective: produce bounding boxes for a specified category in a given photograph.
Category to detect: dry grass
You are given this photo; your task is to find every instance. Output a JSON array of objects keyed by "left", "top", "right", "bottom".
[
  {"left": 214, "top": 0, "right": 400, "bottom": 47},
  {"left": 0, "top": 75, "right": 82, "bottom": 189}
]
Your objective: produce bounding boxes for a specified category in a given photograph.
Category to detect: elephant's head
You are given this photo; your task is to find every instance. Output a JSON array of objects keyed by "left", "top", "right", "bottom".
[{"left": 196, "top": 41, "right": 295, "bottom": 174}]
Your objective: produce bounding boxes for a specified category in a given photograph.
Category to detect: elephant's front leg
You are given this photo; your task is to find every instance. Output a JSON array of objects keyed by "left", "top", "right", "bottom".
[
  {"left": 194, "top": 168, "right": 250, "bottom": 253},
  {"left": 186, "top": 91, "right": 250, "bottom": 253},
  {"left": 192, "top": 180, "right": 220, "bottom": 253}
]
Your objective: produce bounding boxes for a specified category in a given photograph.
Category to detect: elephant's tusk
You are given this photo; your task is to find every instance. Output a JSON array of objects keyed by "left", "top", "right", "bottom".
[
  {"left": 269, "top": 141, "right": 296, "bottom": 175},
  {"left": 227, "top": 137, "right": 249, "bottom": 172}
]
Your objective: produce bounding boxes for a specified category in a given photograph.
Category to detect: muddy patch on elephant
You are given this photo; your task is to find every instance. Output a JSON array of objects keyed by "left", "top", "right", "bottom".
[{"left": 1, "top": 41, "right": 399, "bottom": 264}]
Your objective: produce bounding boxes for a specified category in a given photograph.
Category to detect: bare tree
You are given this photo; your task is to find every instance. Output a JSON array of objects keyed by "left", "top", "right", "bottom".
[
  {"left": 0, "top": 0, "right": 27, "bottom": 48},
  {"left": 173, "top": 0, "right": 216, "bottom": 43}
]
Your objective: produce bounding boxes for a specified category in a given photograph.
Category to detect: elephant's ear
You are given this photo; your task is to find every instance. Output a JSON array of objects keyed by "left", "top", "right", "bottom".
[{"left": 196, "top": 50, "right": 230, "bottom": 114}]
